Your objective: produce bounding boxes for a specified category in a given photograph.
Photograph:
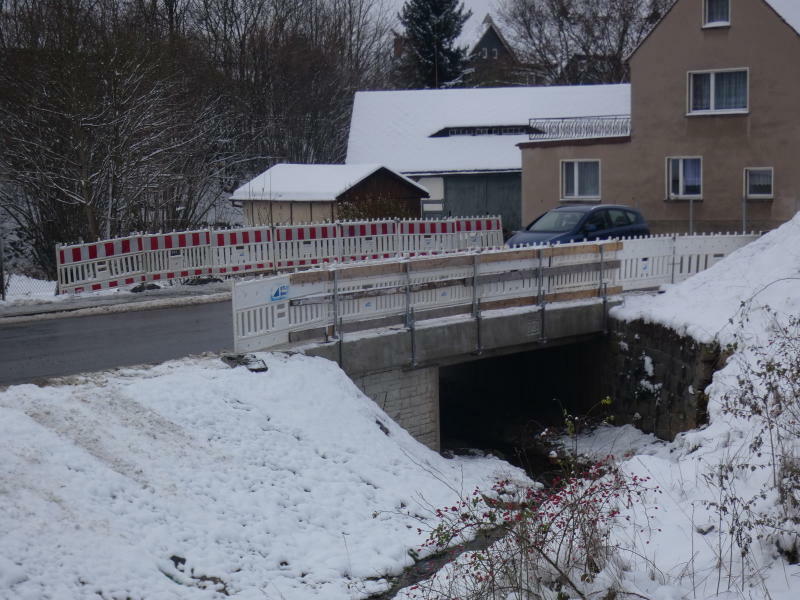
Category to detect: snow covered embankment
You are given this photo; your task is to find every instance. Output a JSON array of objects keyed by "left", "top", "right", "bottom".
[{"left": 0, "top": 354, "right": 525, "bottom": 599}]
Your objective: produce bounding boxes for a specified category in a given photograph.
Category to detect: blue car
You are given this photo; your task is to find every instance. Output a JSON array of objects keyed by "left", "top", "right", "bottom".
[{"left": 506, "top": 204, "right": 650, "bottom": 247}]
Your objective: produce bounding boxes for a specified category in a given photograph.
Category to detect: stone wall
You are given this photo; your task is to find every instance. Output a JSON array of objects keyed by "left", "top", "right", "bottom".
[
  {"left": 352, "top": 367, "right": 440, "bottom": 451},
  {"left": 603, "top": 318, "right": 722, "bottom": 440}
]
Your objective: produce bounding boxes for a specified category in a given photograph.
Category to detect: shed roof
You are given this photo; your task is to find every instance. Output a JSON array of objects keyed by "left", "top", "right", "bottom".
[
  {"left": 346, "top": 84, "right": 631, "bottom": 175},
  {"left": 231, "top": 164, "right": 429, "bottom": 203}
]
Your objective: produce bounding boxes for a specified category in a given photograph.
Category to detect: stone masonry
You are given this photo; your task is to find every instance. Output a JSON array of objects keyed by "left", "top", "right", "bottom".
[
  {"left": 351, "top": 367, "right": 440, "bottom": 451},
  {"left": 603, "top": 318, "right": 723, "bottom": 440}
]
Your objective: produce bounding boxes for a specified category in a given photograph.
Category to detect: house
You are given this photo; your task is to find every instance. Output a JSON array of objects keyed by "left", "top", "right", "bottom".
[
  {"left": 518, "top": 0, "right": 800, "bottom": 234},
  {"left": 346, "top": 85, "right": 630, "bottom": 234},
  {"left": 467, "top": 15, "right": 537, "bottom": 87},
  {"left": 231, "top": 164, "right": 429, "bottom": 226}
]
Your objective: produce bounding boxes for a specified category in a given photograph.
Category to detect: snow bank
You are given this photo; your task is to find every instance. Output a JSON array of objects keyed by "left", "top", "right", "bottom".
[
  {"left": 0, "top": 354, "right": 525, "bottom": 599},
  {"left": 612, "top": 213, "right": 800, "bottom": 345}
]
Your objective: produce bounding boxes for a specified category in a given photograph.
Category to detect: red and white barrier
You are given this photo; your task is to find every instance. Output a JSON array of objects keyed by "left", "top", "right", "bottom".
[
  {"left": 273, "top": 223, "right": 338, "bottom": 270},
  {"left": 397, "top": 219, "right": 455, "bottom": 256},
  {"left": 212, "top": 227, "right": 274, "bottom": 275},
  {"left": 55, "top": 216, "right": 505, "bottom": 294},
  {"left": 454, "top": 217, "right": 504, "bottom": 251},
  {"left": 142, "top": 230, "right": 213, "bottom": 283},
  {"left": 57, "top": 235, "right": 147, "bottom": 294},
  {"left": 338, "top": 221, "right": 397, "bottom": 262}
]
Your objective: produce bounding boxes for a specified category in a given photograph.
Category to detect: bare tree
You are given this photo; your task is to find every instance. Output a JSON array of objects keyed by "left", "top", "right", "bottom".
[{"left": 497, "top": 0, "right": 673, "bottom": 84}]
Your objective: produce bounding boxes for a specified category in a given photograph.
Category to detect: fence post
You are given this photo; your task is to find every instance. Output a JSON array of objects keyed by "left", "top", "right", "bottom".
[
  {"left": 0, "top": 232, "right": 5, "bottom": 301},
  {"left": 670, "top": 234, "right": 677, "bottom": 285}
]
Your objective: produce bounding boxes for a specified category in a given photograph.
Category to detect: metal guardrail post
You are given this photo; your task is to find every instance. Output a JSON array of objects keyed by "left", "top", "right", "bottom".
[
  {"left": 332, "top": 268, "right": 340, "bottom": 340},
  {"left": 409, "top": 307, "right": 417, "bottom": 368},
  {"left": 403, "top": 261, "right": 412, "bottom": 328},
  {"left": 670, "top": 234, "right": 677, "bottom": 285},
  {"left": 471, "top": 254, "right": 479, "bottom": 317},
  {"left": 0, "top": 233, "right": 5, "bottom": 301}
]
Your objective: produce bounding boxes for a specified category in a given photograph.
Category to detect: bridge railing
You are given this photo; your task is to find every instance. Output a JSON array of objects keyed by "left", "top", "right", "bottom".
[
  {"left": 617, "top": 232, "right": 760, "bottom": 290},
  {"left": 232, "top": 232, "right": 759, "bottom": 352},
  {"left": 55, "top": 216, "right": 504, "bottom": 294},
  {"left": 233, "top": 240, "right": 623, "bottom": 352}
]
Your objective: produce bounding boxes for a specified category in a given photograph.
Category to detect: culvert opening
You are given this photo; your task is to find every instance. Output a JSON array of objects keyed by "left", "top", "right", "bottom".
[{"left": 439, "top": 339, "right": 609, "bottom": 477}]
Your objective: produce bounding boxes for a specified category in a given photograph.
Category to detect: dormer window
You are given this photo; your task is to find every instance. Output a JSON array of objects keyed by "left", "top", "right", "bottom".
[{"left": 704, "top": 0, "right": 730, "bottom": 27}]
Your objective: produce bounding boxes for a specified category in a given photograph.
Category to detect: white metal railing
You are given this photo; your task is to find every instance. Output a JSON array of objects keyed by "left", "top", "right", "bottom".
[
  {"left": 528, "top": 115, "right": 631, "bottom": 141},
  {"left": 232, "top": 233, "right": 759, "bottom": 352},
  {"left": 616, "top": 232, "right": 760, "bottom": 290},
  {"left": 56, "top": 216, "right": 504, "bottom": 294}
]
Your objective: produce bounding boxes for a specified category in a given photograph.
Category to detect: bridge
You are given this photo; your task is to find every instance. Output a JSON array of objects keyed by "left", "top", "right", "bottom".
[{"left": 232, "top": 233, "right": 758, "bottom": 449}]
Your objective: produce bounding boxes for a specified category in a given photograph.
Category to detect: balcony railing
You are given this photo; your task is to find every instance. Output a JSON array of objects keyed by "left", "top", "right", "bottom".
[{"left": 528, "top": 115, "right": 631, "bottom": 141}]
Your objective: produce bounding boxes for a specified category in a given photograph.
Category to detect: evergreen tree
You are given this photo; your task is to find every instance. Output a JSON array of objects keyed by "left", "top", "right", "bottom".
[{"left": 399, "top": 0, "right": 471, "bottom": 88}]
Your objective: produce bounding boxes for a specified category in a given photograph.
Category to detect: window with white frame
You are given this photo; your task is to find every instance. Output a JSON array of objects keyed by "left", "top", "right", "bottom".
[
  {"left": 704, "top": 0, "right": 730, "bottom": 26},
  {"left": 667, "top": 157, "right": 702, "bottom": 198},
  {"left": 561, "top": 160, "right": 600, "bottom": 200},
  {"left": 689, "top": 69, "right": 748, "bottom": 113},
  {"left": 745, "top": 167, "right": 774, "bottom": 199}
]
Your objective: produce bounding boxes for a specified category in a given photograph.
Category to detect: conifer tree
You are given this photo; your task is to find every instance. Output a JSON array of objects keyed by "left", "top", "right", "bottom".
[{"left": 398, "top": 0, "right": 471, "bottom": 88}]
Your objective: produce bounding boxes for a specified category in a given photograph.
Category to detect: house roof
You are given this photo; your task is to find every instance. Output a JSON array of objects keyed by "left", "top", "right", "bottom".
[
  {"left": 230, "top": 163, "right": 429, "bottom": 203},
  {"left": 346, "top": 84, "right": 631, "bottom": 175},
  {"left": 468, "top": 14, "right": 517, "bottom": 58}
]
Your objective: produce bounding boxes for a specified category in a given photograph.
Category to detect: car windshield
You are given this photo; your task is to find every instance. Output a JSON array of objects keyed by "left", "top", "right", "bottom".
[{"left": 527, "top": 210, "right": 583, "bottom": 233}]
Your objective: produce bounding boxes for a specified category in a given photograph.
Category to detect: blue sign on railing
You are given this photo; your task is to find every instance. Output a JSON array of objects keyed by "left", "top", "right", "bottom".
[{"left": 271, "top": 284, "right": 289, "bottom": 302}]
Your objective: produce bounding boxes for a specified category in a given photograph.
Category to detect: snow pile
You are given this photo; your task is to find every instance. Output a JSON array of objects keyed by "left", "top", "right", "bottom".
[
  {"left": 613, "top": 213, "right": 800, "bottom": 345},
  {"left": 601, "top": 215, "right": 800, "bottom": 598},
  {"left": 0, "top": 354, "right": 525, "bottom": 599},
  {"left": 397, "top": 216, "right": 800, "bottom": 599}
]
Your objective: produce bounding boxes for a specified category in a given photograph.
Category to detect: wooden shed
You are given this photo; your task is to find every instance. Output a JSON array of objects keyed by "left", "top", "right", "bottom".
[{"left": 231, "top": 163, "right": 430, "bottom": 226}]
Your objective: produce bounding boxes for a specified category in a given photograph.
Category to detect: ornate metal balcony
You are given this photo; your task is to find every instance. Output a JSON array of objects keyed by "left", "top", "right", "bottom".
[{"left": 528, "top": 115, "right": 631, "bottom": 142}]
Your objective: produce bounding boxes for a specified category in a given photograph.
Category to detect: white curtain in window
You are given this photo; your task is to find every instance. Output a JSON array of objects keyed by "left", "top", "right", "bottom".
[
  {"left": 747, "top": 169, "right": 772, "bottom": 196},
  {"left": 707, "top": 0, "right": 729, "bottom": 23},
  {"left": 683, "top": 159, "right": 701, "bottom": 195},
  {"left": 715, "top": 71, "right": 747, "bottom": 110},
  {"left": 578, "top": 162, "right": 600, "bottom": 197}
]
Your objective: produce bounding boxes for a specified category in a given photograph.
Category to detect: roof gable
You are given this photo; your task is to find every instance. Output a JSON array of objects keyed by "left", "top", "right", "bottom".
[
  {"left": 346, "top": 85, "right": 631, "bottom": 175},
  {"left": 231, "top": 164, "right": 428, "bottom": 202},
  {"left": 629, "top": 0, "right": 800, "bottom": 60}
]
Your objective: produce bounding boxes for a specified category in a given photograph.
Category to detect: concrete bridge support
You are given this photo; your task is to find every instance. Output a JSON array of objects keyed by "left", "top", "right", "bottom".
[{"left": 352, "top": 367, "right": 440, "bottom": 451}]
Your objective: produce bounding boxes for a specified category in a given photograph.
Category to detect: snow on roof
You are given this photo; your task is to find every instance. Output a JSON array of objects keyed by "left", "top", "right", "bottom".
[
  {"left": 230, "top": 163, "right": 427, "bottom": 202},
  {"left": 346, "top": 84, "right": 631, "bottom": 175},
  {"left": 764, "top": 0, "right": 800, "bottom": 34}
]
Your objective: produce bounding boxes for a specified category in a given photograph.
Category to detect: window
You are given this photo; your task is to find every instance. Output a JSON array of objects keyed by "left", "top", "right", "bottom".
[
  {"left": 607, "top": 209, "right": 636, "bottom": 227},
  {"left": 667, "top": 157, "right": 702, "bottom": 198},
  {"left": 561, "top": 160, "right": 600, "bottom": 200},
  {"left": 704, "top": 0, "right": 730, "bottom": 26},
  {"left": 492, "top": 48, "right": 498, "bottom": 59},
  {"left": 745, "top": 168, "right": 774, "bottom": 199},
  {"left": 689, "top": 69, "right": 748, "bottom": 113}
]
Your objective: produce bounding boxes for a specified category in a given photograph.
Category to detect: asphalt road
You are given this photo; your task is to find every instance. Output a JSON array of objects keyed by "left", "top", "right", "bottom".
[{"left": 0, "top": 300, "right": 233, "bottom": 386}]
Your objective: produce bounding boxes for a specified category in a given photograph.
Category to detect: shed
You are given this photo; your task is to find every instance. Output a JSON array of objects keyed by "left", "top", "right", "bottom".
[{"left": 231, "top": 163, "right": 430, "bottom": 226}]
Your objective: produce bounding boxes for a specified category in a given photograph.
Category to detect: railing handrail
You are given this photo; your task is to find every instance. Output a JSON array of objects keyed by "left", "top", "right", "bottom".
[
  {"left": 232, "top": 233, "right": 759, "bottom": 352},
  {"left": 528, "top": 114, "right": 632, "bottom": 141}
]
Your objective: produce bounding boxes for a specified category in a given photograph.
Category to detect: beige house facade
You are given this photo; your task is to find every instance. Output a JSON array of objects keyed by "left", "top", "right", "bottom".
[{"left": 519, "top": 0, "right": 800, "bottom": 233}]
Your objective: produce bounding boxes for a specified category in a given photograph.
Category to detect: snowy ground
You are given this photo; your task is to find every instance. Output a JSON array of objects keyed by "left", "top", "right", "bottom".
[
  {"left": 0, "top": 354, "right": 526, "bottom": 600},
  {"left": 393, "top": 215, "right": 800, "bottom": 599}
]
